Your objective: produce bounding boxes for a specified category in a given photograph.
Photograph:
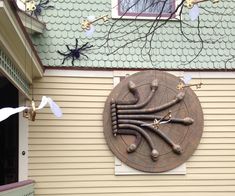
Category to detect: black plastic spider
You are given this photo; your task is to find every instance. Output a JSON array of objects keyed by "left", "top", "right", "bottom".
[
  {"left": 57, "top": 39, "right": 93, "bottom": 66},
  {"left": 31, "top": 0, "right": 54, "bottom": 18}
]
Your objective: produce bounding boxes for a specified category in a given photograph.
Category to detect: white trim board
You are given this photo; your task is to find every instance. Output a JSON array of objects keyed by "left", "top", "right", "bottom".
[
  {"left": 182, "top": 71, "right": 235, "bottom": 78},
  {"left": 44, "top": 69, "right": 235, "bottom": 79},
  {"left": 44, "top": 69, "right": 113, "bottom": 78},
  {"left": 18, "top": 93, "right": 29, "bottom": 181},
  {"left": 113, "top": 70, "right": 235, "bottom": 78},
  {"left": 113, "top": 70, "right": 184, "bottom": 77}
]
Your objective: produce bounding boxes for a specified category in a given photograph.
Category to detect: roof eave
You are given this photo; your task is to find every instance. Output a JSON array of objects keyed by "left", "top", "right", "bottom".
[
  {"left": 17, "top": 10, "right": 46, "bottom": 35},
  {"left": 0, "top": 0, "right": 44, "bottom": 82}
]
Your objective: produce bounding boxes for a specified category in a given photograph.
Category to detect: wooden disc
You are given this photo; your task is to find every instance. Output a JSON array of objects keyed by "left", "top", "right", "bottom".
[{"left": 103, "top": 70, "right": 204, "bottom": 172}]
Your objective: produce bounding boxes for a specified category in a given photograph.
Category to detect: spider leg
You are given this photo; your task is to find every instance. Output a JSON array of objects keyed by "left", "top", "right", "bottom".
[
  {"left": 75, "top": 39, "right": 78, "bottom": 49},
  {"left": 44, "top": 5, "right": 54, "bottom": 9},
  {"left": 61, "top": 55, "right": 71, "bottom": 64},
  {"left": 66, "top": 45, "right": 71, "bottom": 51},
  {"left": 57, "top": 51, "right": 69, "bottom": 56},
  {"left": 41, "top": 5, "right": 55, "bottom": 10},
  {"left": 81, "top": 42, "right": 93, "bottom": 50},
  {"left": 41, "top": 0, "right": 49, "bottom": 5},
  {"left": 84, "top": 44, "right": 94, "bottom": 50},
  {"left": 80, "top": 42, "right": 89, "bottom": 49},
  {"left": 33, "top": 7, "right": 41, "bottom": 17},
  {"left": 80, "top": 52, "right": 88, "bottom": 59},
  {"left": 72, "top": 56, "right": 75, "bottom": 66}
]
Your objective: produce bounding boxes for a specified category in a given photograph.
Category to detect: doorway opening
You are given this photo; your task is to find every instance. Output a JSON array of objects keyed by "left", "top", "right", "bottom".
[{"left": 0, "top": 76, "right": 19, "bottom": 185}]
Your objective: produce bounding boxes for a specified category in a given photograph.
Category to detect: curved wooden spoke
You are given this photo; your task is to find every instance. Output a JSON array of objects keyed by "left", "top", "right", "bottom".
[
  {"left": 117, "top": 79, "right": 158, "bottom": 109},
  {"left": 118, "top": 115, "right": 194, "bottom": 125},
  {"left": 116, "top": 81, "right": 140, "bottom": 105},
  {"left": 118, "top": 124, "right": 159, "bottom": 161},
  {"left": 116, "top": 129, "right": 142, "bottom": 153},
  {"left": 118, "top": 120, "right": 183, "bottom": 155},
  {"left": 117, "top": 92, "right": 185, "bottom": 114}
]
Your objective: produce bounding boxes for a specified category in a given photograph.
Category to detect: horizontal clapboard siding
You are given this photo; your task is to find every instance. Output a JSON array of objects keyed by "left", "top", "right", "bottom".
[{"left": 28, "top": 73, "right": 235, "bottom": 196}]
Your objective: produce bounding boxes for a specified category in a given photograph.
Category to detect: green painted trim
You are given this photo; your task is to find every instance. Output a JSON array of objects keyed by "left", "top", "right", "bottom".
[
  {"left": 0, "top": 184, "right": 34, "bottom": 196},
  {"left": 0, "top": 48, "right": 30, "bottom": 96}
]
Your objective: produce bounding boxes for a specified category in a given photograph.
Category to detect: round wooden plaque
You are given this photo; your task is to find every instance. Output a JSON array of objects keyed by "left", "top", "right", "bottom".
[{"left": 103, "top": 70, "right": 203, "bottom": 172}]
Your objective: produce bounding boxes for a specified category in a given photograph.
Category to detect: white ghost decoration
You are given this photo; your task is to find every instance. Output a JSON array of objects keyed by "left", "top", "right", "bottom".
[{"left": 189, "top": 4, "right": 200, "bottom": 21}]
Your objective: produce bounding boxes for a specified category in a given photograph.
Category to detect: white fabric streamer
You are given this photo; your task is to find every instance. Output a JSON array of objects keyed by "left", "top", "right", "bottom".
[
  {"left": 0, "top": 106, "right": 28, "bottom": 122},
  {"left": 0, "top": 96, "right": 62, "bottom": 122}
]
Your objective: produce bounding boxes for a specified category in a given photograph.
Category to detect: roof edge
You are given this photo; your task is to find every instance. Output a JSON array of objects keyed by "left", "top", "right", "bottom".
[
  {"left": 8, "top": 0, "right": 45, "bottom": 76},
  {"left": 43, "top": 66, "right": 235, "bottom": 72}
]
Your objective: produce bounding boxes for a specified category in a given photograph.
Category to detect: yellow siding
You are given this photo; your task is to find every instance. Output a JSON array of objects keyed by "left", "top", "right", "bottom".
[{"left": 29, "top": 75, "right": 235, "bottom": 196}]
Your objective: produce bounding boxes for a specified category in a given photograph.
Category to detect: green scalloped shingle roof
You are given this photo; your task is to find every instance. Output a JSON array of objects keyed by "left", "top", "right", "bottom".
[{"left": 31, "top": 0, "right": 235, "bottom": 70}]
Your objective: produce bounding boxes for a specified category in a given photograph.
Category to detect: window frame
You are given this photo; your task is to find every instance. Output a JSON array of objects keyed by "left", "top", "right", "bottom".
[{"left": 111, "top": 0, "right": 182, "bottom": 20}]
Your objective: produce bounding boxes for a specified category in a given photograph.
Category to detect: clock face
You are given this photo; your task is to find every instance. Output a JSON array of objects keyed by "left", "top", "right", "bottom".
[{"left": 103, "top": 70, "right": 204, "bottom": 173}]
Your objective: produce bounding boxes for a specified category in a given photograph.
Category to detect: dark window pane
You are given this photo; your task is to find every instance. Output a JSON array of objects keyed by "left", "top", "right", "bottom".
[{"left": 119, "top": 0, "right": 175, "bottom": 17}]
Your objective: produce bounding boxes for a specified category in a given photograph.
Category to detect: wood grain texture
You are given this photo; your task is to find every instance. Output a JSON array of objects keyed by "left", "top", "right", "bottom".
[{"left": 103, "top": 71, "right": 204, "bottom": 172}]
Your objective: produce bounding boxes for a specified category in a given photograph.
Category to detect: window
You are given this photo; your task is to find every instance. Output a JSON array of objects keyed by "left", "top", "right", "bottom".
[{"left": 112, "top": 0, "right": 181, "bottom": 20}]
